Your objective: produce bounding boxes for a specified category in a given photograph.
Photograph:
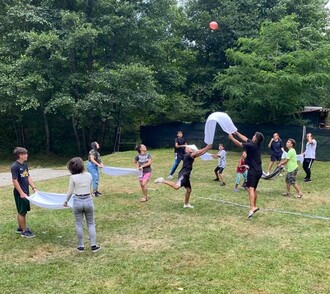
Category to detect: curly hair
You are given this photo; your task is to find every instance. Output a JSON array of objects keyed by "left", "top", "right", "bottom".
[{"left": 67, "top": 157, "right": 85, "bottom": 175}]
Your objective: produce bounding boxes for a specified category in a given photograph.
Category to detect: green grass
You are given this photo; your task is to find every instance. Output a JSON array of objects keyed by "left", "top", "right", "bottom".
[{"left": 0, "top": 149, "right": 329, "bottom": 294}]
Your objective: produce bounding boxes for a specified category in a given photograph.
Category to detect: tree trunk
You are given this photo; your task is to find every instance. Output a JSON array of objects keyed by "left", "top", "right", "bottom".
[
  {"left": 72, "top": 117, "right": 82, "bottom": 155},
  {"left": 40, "top": 103, "right": 50, "bottom": 154}
]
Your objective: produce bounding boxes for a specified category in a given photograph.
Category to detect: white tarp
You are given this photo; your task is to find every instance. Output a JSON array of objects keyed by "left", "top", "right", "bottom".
[
  {"left": 204, "top": 112, "right": 237, "bottom": 144},
  {"left": 27, "top": 191, "right": 73, "bottom": 209},
  {"left": 281, "top": 151, "right": 304, "bottom": 164},
  {"left": 102, "top": 166, "right": 140, "bottom": 176}
]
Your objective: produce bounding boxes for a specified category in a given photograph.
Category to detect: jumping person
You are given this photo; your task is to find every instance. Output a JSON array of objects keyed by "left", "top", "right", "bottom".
[
  {"left": 134, "top": 144, "right": 152, "bottom": 202},
  {"left": 64, "top": 157, "right": 100, "bottom": 252},
  {"left": 212, "top": 143, "right": 227, "bottom": 186},
  {"left": 11, "top": 147, "right": 37, "bottom": 238},
  {"left": 278, "top": 139, "right": 303, "bottom": 198},
  {"left": 266, "top": 133, "right": 285, "bottom": 176},
  {"left": 168, "top": 131, "right": 187, "bottom": 179},
  {"left": 302, "top": 133, "right": 317, "bottom": 182},
  {"left": 87, "top": 142, "right": 104, "bottom": 197},
  {"left": 228, "top": 131, "right": 264, "bottom": 218},
  {"left": 154, "top": 144, "right": 212, "bottom": 208}
]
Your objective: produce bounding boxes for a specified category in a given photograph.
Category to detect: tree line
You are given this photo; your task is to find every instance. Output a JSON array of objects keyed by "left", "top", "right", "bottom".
[{"left": 0, "top": 0, "right": 329, "bottom": 156}]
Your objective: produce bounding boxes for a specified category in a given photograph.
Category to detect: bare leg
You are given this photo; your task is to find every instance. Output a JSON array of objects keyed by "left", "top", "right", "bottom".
[
  {"left": 17, "top": 214, "right": 27, "bottom": 231},
  {"left": 248, "top": 187, "right": 257, "bottom": 211},
  {"left": 162, "top": 180, "right": 180, "bottom": 190},
  {"left": 267, "top": 161, "right": 274, "bottom": 174},
  {"left": 219, "top": 173, "right": 225, "bottom": 183},
  {"left": 293, "top": 183, "right": 302, "bottom": 196},
  {"left": 286, "top": 182, "right": 291, "bottom": 193},
  {"left": 184, "top": 187, "right": 192, "bottom": 205}
]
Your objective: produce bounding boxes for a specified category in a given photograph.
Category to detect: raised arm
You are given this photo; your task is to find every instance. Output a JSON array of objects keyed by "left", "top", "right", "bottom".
[
  {"left": 192, "top": 144, "right": 213, "bottom": 158},
  {"left": 235, "top": 131, "right": 248, "bottom": 143},
  {"left": 228, "top": 134, "right": 243, "bottom": 148}
]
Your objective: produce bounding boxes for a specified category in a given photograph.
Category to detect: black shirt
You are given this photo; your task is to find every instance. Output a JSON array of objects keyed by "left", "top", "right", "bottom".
[
  {"left": 178, "top": 153, "right": 194, "bottom": 178},
  {"left": 174, "top": 137, "right": 186, "bottom": 157},
  {"left": 242, "top": 139, "right": 262, "bottom": 173},
  {"left": 11, "top": 161, "right": 30, "bottom": 195}
]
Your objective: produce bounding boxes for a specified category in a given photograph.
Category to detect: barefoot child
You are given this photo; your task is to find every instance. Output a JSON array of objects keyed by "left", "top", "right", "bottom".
[
  {"left": 278, "top": 139, "right": 303, "bottom": 198},
  {"left": 154, "top": 144, "right": 212, "bottom": 208}
]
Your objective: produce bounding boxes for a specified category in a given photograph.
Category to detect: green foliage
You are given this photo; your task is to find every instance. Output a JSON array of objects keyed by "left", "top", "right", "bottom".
[{"left": 214, "top": 15, "right": 330, "bottom": 123}]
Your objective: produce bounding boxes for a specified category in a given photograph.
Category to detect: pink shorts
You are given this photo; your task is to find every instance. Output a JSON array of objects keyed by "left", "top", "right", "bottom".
[{"left": 139, "top": 172, "right": 151, "bottom": 182}]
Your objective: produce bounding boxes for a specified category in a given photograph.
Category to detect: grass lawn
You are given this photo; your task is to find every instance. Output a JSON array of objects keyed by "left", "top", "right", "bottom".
[{"left": 0, "top": 149, "right": 329, "bottom": 294}]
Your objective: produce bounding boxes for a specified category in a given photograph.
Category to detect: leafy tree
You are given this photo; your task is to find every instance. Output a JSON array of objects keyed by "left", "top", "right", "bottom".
[{"left": 214, "top": 15, "right": 330, "bottom": 124}]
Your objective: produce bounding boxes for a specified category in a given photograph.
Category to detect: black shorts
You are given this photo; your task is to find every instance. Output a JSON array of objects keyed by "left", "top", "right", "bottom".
[
  {"left": 246, "top": 170, "right": 262, "bottom": 189},
  {"left": 270, "top": 154, "right": 282, "bottom": 162},
  {"left": 214, "top": 166, "right": 225, "bottom": 174},
  {"left": 14, "top": 190, "right": 30, "bottom": 215},
  {"left": 176, "top": 175, "right": 191, "bottom": 189}
]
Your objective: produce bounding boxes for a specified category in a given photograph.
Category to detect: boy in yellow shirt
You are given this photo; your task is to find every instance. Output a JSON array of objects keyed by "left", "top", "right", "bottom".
[{"left": 278, "top": 139, "right": 303, "bottom": 198}]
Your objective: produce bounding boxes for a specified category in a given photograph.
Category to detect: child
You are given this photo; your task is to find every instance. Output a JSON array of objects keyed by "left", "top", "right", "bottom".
[
  {"left": 212, "top": 144, "right": 227, "bottom": 186},
  {"left": 154, "top": 144, "right": 212, "bottom": 208},
  {"left": 168, "top": 130, "right": 187, "bottom": 179},
  {"left": 234, "top": 151, "right": 248, "bottom": 192},
  {"left": 134, "top": 144, "right": 152, "bottom": 202},
  {"left": 64, "top": 157, "right": 100, "bottom": 252},
  {"left": 87, "top": 142, "right": 104, "bottom": 197},
  {"left": 11, "top": 147, "right": 37, "bottom": 238},
  {"left": 278, "top": 139, "right": 303, "bottom": 198}
]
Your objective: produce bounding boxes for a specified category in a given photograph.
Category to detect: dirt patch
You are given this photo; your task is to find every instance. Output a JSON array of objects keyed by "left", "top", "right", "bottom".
[{"left": 0, "top": 168, "right": 70, "bottom": 187}]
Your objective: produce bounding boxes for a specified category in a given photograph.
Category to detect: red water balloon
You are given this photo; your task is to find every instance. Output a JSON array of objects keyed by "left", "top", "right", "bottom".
[{"left": 209, "top": 21, "right": 218, "bottom": 30}]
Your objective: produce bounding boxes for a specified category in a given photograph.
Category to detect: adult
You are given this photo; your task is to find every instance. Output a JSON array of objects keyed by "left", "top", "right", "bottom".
[
  {"left": 228, "top": 131, "right": 264, "bottom": 218},
  {"left": 134, "top": 144, "right": 152, "bottom": 202},
  {"left": 11, "top": 147, "right": 37, "bottom": 238},
  {"left": 64, "top": 157, "right": 100, "bottom": 252},
  {"left": 168, "top": 130, "right": 187, "bottom": 179},
  {"left": 87, "top": 142, "right": 104, "bottom": 197},
  {"left": 266, "top": 133, "right": 285, "bottom": 175},
  {"left": 155, "top": 144, "right": 212, "bottom": 208},
  {"left": 302, "top": 133, "right": 317, "bottom": 182}
]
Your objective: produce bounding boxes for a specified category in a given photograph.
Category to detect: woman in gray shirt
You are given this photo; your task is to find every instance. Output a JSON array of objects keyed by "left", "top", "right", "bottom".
[{"left": 64, "top": 157, "right": 100, "bottom": 252}]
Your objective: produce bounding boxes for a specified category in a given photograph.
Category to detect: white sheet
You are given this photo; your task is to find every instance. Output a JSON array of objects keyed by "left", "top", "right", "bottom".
[
  {"left": 186, "top": 145, "right": 213, "bottom": 161},
  {"left": 204, "top": 112, "right": 237, "bottom": 144},
  {"left": 102, "top": 166, "right": 140, "bottom": 176},
  {"left": 27, "top": 191, "right": 73, "bottom": 209}
]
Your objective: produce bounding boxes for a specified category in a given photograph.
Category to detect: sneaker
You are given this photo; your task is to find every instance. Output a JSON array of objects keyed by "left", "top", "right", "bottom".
[
  {"left": 213, "top": 178, "right": 219, "bottom": 181},
  {"left": 96, "top": 191, "right": 102, "bottom": 196},
  {"left": 76, "top": 246, "right": 84, "bottom": 252},
  {"left": 183, "top": 204, "right": 194, "bottom": 208},
  {"left": 91, "top": 245, "right": 101, "bottom": 252},
  {"left": 167, "top": 175, "right": 173, "bottom": 179},
  {"left": 154, "top": 177, "right": 164, "bottom": 184},
  {"left": 234, "top": 188, "right": 239, "bottom": 192},
  {"left": 220, "top": 182, "right": 226, "bottom": 186},
  {"left": 16, "top": 227, "right": 23, "bottom": 234},
  {"left": 304, "top": 179, "right": 312, "bottom": 182},
  {"left": 93, "top": 192, "right": 98, "bottom": 197},
  {"left": 279, "top": 173, "right": 283, "bottom": 177},
  {"left": 21, "top": 230, "right": 35, "bottom": 238}
]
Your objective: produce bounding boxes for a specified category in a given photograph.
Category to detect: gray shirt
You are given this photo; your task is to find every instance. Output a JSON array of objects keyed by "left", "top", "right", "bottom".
[{"left": 66, "top": 172, "right": 92, "bottom": 201}]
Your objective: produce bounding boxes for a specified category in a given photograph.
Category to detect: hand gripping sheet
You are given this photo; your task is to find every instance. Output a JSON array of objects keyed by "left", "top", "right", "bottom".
[{"left": 204, "top": 112, "right": 237, "bottom": 144}]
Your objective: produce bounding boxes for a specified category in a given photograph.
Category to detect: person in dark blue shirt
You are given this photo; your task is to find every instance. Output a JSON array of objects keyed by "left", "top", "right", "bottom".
[{"left": 167, "top": 131, "right": 187, "bottom": 179}]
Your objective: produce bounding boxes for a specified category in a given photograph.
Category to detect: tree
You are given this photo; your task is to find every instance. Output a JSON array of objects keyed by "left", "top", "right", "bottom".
[{"left": 214, "top": 15, "right": 330, "bottom": 124}]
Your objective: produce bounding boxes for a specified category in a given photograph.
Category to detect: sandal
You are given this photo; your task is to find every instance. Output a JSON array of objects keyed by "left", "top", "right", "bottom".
[
  {"left": 281, "top": 192, "right": 290, "bottom": 197},
  {"left": 140, "top": 197, "right": 148, "bottom": 202},
  {"left": 296, "top": 193, "right": 303, "bottom": 199}
]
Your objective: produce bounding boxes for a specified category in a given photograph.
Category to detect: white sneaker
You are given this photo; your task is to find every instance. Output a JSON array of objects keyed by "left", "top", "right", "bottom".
[
  {"left": 183, "top": 204, "right": 194, "bottom": 208},
  {"left": 154, "top": 177, "right": 164, "bottom": 184},
  {"left": 167, "top": 175, "right": 173, "bottom": 179}
]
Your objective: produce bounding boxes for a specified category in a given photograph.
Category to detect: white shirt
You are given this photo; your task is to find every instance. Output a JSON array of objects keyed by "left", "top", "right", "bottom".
[
  {"left": 305, "top": 139, "right": 317, "bottom": 159},
  {"left": 66, "top": 172, "right": 92, "bottom": 201}
]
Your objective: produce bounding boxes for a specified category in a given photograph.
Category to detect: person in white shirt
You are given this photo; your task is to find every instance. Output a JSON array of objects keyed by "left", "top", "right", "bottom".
[
  {"left": 64, "top": 157, "right": 100, "bottom": 252},
  {"left": 302, "top": 133, "right": 317, "bottom": 182}
]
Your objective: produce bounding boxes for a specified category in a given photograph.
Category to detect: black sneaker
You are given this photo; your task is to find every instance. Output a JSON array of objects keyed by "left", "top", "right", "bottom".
[
  {"left": 304, "top": 179, "right": 312, "bottom": 182},
  {"left": 76, "top": 246, "right": 84, "bottom": 252},
  {"left": 21, "top": 230, "right": 35, "bottom": 238},
  {"left": 96, "top": 191, "right": 102, "bottom": 196},
  {"left": 16, "top": 227, "right": 23, "bottom": 234},
  {"left": 91, "top": 245, "right": 101, "bottom": 252},
  {"left": 93, "top": 192, "right": 98, "bottom": 197},
  {"left": 220, "top": 182, "right": 226, "bottom": 186},
  {"left": 213, "top": 178, "right": 219, "bottom": 181}
]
